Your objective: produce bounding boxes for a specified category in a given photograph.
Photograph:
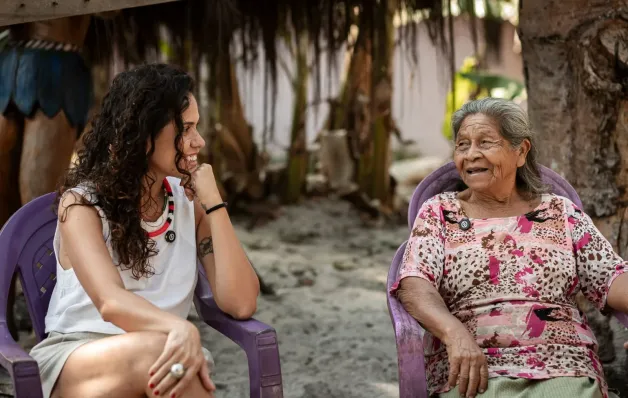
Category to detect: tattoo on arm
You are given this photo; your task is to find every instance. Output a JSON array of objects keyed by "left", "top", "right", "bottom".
[{"left": 198, "top": 236, "right": 214, "bottom": 258}]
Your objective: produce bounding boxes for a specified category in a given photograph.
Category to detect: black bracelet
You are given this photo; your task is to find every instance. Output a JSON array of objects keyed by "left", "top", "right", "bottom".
[{"left": 205, "top": 202, "right": 228, "bottom": 215}]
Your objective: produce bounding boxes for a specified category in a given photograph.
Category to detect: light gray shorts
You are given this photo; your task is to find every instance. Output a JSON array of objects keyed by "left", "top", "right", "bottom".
[{"left": 29, "top": 331, "right": 214, "bottom": 398}]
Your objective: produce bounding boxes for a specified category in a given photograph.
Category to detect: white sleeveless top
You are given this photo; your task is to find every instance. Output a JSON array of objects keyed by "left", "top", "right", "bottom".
[{"left": 45, "top": 177, "right": 198, "bottom": 334}]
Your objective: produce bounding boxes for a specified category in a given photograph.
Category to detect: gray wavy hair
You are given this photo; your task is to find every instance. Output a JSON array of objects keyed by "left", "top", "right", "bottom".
[{"left": 451, "top": 97, "right": 547, "bottom": 196}]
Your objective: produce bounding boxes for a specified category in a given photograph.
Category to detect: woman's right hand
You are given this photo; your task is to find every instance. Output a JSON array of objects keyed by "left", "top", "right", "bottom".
[
  {"left": 443, "top": 326, "right": 489, "bottom": 398},
  {"left": 147, "top": 320, "right": 215, "bottom": 397},
  {"left": 186, "top": 163, "right": 223, "bottom": 206}
]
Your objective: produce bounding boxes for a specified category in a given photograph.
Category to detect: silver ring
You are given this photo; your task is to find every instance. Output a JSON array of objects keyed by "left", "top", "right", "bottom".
[{"left": 170, "top": 363, "right": 186, "bottom": 379}]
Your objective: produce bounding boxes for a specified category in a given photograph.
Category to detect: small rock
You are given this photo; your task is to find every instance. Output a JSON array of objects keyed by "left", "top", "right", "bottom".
[
  {"left": 332, "top": 261, "right": 357, "bottom": 271},
  {"left": 246, "top": 238, "right": 276, "bottom": 250},
  {"left": 279, "top": 228, "right": 320, "bottom": 244},
  {"left": 297, "top": 277, "right": 315, "bottom": 287}
]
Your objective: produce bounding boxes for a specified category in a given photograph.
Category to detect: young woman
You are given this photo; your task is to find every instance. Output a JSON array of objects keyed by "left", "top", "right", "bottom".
[{"left": 29, "top": 63, "right": 260, "bottom": 398}]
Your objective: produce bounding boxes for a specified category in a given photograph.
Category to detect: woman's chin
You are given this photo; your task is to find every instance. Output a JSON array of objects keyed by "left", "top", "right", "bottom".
[
  {"left": 462, "top": 177, "right": 493, "bottom": 191},
  {"left": 174, "top": 162, "right": 197, "bottom": 174}
]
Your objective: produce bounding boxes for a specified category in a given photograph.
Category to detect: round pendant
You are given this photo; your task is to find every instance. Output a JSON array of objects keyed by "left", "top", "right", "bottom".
[
  {"left": 165, "top": 230, "right": 176, "bottom": 243},
  {"left": 458, "top": 218, "right": 472, "bottom": 231}
]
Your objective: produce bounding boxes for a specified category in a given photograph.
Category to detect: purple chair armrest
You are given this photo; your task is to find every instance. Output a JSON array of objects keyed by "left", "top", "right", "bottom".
[
  {"left": 0, "top": 322, "right": 43, "bottom": 398},
  {"left": 194, "top": 275, "right": 283, "bottom": 398},
  {"left": 389, "top": 299, "right": 429, "bottom": 398},
  {"left": 387, "top": 242, "right": 429, "bottom": 398},
  {"left": 193, "top": 293, "right": 275, "bottom": 346}
]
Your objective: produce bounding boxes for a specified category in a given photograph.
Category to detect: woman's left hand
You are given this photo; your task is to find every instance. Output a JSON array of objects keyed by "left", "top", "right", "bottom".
[
  {"left": 148, "top": 320, "right": 211, "bottom": 397},
  {"left": 443, "top": 326, "right": 489, "bottom": 397}
]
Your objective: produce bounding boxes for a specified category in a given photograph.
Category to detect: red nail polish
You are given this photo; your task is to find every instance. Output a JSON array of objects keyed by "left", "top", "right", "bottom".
[
  {"left": 149, "top": 383, "right": 155, "bottom": 389},
  {"left": 154, "top": 391, "right": 159, "bottom": 396},
  {"left": 149, "top": 371, "right": 155, "bottom": 376},
  {"left": 171, "top": 394, "right": 176, "bottom": 398}
]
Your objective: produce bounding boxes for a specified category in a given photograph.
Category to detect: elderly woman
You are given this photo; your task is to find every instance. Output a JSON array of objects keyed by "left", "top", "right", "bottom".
[{"left": 391, "top": 98, "right": 627, "bottom": 398}]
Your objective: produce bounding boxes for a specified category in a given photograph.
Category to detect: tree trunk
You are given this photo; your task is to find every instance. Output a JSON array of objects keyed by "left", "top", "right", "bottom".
[
  {"left": 327, "top": 26, "right": 372, "bottom": 136},
  {"left": 359, "top": 0, "right": 395, "bottom": 207},
  {"left": 520, "top": 1, "right": 628, "bottom": 393},
  {"left": 283, "top": 31, "right": 310, "bottom": 204},
  {"left": 213, "top": 51, "right": 264, "bottom": 201},
  {"left": 321, "top": 21, "right": 372, "bottom": 197}
]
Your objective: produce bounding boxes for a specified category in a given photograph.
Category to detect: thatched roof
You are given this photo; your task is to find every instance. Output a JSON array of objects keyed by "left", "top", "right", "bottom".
[
  {"left": 3, "top": 0, "right": 508, "bottom": 127},
  {"left": 85, "top": 0, "right": 456, "bottom": 82}
]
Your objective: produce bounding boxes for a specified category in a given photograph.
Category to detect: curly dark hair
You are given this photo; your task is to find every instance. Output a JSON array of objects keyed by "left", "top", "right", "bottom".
[{"left": 57, "top": 63, "right": 195, "bottom": 279}]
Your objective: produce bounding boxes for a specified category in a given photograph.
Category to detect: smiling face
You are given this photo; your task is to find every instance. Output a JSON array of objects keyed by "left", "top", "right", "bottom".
[
  {"left": 453, "top": 113, "right": 530, "bottom": 196},
  {"left": 148, "top": 93, "right": 204, "bottom": 178}
]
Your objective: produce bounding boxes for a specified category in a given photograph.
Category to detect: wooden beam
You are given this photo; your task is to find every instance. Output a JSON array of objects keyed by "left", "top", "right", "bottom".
[{"left": 0, "top": 0, "right": 182, "bottom": 27}]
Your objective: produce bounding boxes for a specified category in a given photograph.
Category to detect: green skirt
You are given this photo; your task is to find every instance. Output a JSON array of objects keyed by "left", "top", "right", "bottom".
[{"left": 437, "top": 377, "right": 619, "bottom": 398}]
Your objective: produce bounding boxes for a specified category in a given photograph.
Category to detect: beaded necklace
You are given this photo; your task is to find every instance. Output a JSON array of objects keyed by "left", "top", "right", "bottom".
[{"left": 146, "top": 178, "right": 175, "bottom": 242}]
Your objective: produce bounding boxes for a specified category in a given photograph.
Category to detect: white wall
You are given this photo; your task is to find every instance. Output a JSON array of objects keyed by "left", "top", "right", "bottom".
[{"left": 237, "top": 18, "right": 523, "bottom": 159}]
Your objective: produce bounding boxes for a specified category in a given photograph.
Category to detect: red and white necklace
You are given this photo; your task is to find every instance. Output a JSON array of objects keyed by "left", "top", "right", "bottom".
[{"left": 146, "top": 178, "right": 176, "bottom": 242}]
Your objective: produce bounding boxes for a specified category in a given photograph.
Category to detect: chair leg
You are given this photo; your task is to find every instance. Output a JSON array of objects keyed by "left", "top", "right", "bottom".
[
  {"left": 246, "top": 330, "right": 283, "bottom": 398},
  {"left": 11, "top": 367, "right": 44, "bottom": 398}
]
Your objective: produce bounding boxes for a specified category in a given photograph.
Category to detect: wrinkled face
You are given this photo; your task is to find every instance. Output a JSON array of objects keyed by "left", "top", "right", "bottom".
[
  {"left": 453, "top": 113, "right": 529, "bottom": 195},
  {"left": 148, "top": 94, "right": 205, "bottom": 178}
]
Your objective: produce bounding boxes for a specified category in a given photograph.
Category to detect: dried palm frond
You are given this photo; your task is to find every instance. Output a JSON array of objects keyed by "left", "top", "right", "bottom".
[{"left": 84, "top": 0, "right": 505, "bottom": 123}]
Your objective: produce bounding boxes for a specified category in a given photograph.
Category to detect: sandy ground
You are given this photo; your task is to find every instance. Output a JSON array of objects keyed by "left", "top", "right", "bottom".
[
  {"left": 193, "top": 198, "right": 409, "bottom": 398},
  {"left": 2, "top": 196, "right": 628, "bottom": 397}
]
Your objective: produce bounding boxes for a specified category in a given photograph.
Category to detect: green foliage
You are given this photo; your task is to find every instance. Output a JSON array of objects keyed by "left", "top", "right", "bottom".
[
  {"left": 442, "top": 55, "right": 526, "bottom": 140},
  {"left": 459, "top": 71, "right": 525, "bottom": 99},
  {"left": 159, "top": 40, "right": 174, "bottom": 60},
  {"left": 442, "top": 57, "right": 488, "bottom": 140}
]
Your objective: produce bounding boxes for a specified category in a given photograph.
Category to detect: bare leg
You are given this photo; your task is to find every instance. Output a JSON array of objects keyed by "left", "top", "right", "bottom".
[
  {"left": 52, "top": 331, "right": 214, "bottom": 398},
  {"left": 19, "top": 110, "right": 76, "bottom": 204},
  {"left": 0, "top": 113, "right": 21, "bottom": 226},
  {"left": 0, "top": 113, "right": 22, "bottom": 340}
]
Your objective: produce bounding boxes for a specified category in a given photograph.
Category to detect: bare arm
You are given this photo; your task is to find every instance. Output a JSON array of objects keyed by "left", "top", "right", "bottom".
[
  {"left": 58, "top": 193, "right": 187, "bottom": 333},
  {"left": 608, "top": 274, "right": 628, "bottom": 350},
  {"left": 607, "top": 273, "right": 628, "bottom": 313},
  {"left": 396, "top": 277, "right": 466, "bottom": 342},
  {"left": 194, "top": 198, "right": 259, "bottom": 319},
  {"left": 567, "top": 200, "right": 628, "bottom": 315},
  {"left": 396, "top": 277, "right": 488, "bottom": 396}
]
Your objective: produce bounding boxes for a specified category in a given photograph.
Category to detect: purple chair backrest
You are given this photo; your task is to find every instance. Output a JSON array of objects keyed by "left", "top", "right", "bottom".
[
  {"left": 406, "top": 162, "right": 583, "bottom": 229},
  {"left": 0, "top": 193, "right": 58, "bottom": 342}
]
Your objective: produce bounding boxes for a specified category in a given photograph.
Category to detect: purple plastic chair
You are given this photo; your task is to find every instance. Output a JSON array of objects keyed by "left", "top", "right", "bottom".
[
  {"left": 386, "top": 161, "right": 628, "bottom": 398},
  {"left": 0, "top": 192, "right": 283, "bottom": 398}
]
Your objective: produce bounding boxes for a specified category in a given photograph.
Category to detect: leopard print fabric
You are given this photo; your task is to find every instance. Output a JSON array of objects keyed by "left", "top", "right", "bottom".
[{"left": 390, "top": 192, "right": 627, "bottom": 398}]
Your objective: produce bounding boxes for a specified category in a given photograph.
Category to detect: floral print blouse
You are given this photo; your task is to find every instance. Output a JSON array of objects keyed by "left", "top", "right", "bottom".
[{"left": 390, "top": 192, "right": 627, "bottom": 397}]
